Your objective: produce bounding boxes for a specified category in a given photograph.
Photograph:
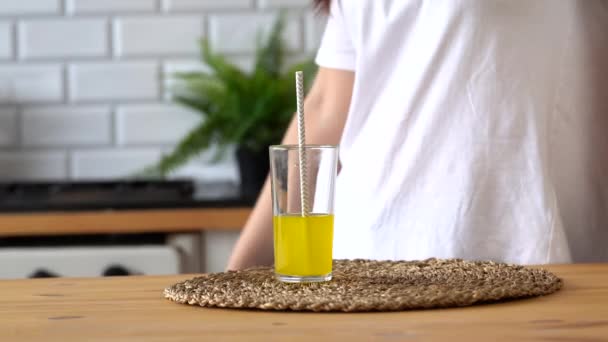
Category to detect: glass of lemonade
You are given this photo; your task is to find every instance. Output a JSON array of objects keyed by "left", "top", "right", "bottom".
[{"left": 269, "top": 145, "right": 338, "bottom": 283}]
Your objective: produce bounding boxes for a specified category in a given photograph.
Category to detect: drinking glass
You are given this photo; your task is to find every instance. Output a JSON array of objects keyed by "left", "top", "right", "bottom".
[{"left": 269, "top": 145, "right": 339, "bottom": 283}]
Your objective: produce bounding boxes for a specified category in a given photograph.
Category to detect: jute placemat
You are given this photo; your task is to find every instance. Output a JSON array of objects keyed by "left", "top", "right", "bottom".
[{"left": 164, "top": 258, "right": 562, "bottom": 312}]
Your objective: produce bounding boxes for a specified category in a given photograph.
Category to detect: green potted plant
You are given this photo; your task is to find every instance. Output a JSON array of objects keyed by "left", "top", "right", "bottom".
[{"left": 147, "top": 16, "right": 316, "bottom": 199}]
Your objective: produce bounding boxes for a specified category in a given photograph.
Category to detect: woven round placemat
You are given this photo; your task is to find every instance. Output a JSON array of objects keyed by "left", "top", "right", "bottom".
[{"left": 164, "top": 258, "right": 562, "bottom": 312}]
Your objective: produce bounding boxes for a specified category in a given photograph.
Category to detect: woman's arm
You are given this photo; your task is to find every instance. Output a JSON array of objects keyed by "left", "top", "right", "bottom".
[{"left": 226, "top": 66, "right": 355, "bottom": 270}]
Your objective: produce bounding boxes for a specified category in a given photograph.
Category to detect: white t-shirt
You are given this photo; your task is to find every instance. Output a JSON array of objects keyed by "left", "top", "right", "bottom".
[{"left": 316, "top": 0, "right": 608, "bottom": 264}]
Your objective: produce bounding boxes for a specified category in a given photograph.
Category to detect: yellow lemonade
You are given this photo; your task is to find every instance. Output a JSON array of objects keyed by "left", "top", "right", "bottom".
[{"left": 273, "top": 214, "right": 334, "bottom": 277}]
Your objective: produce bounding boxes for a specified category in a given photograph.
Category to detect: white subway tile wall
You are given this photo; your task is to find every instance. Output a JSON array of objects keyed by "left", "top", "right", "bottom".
[
  {"left": 305, "top": 13, "right": 326, "bottom": 52},
  {"left": 0, "top": 64, "right": 63, "bottom": 103},
  {"left": 0, "top": 107, "right": 18, "bottom": 146},
  {"left": 162, "top": 0, "right": 253, "bottom": 12},
  {"left": 71, "top": 148, "right": 162, "bottom": 179},
  {"left": 208, "top": 13, "right": 301, "bottom": 54},
  {"left": 113, "top": 16, "right": 203, "bottom": 56},
  {"left": 18, "top": 19, "right": 108, "bottom": 59},
  {"left": 66, "top": 0, "right": 157, "bottom": 14},
  {"left": 69, "top": 62, "right": 159, "bottom": 102},
  {"left": 116, "top": 104, "right": 201, "bottom": 145},
  {"left": 0, "top": 0, "right": 323, "bottom": 181},
  {"left": 258, "top": 0, "right": 310, "bottom": 9},
  {"left": 0, "top": 22, "right": 12, "bottom": 59},
  {"left": 0, "top": 152, "right": 67, "bottom": 180},
  {"left": 22, "top": 106, "right": 112, "bottom": 146},
  {"left": 0, "top": 1, "right": 61, "bottom": 15}
]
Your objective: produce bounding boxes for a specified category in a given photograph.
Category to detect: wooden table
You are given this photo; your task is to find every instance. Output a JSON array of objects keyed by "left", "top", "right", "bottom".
[{"left": 1, "top": 264, "right": 607, "bottom": 341}]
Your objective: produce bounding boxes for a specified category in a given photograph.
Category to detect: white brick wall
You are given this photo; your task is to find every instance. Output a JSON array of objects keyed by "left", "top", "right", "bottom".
[
  {"left": 0, "top": 0, "right": 323, "bottom": 181},
  {"left": 69, "top": 62, "right": 159, "bottom": 102},
  {"left": 0, "top": 152, "right": 67, "bottom": 180},
  {"left": 208, "top": 13, "right": 301, "bottom": 53},
  {"left": 113, "top": 16, "right": 203, "bottom": 56},
  {"left": 0, "top": 22, "right": 12, "bottom": 59},
  {"left": 71, "top": 149, "right": 162, "bottom": 179},
  {"left": 162, "top": 0, "right": 253, "bottom": 12},
  {"left": 66, "top": 0, "right": 157, "bottom": 14},
  {"left": 18, "top": 19, "right": 108, "bottom": 59},
  {"left": 0, "top": 1, "right": 61, "bottom": 15},
  {"left": 257, "top": 0, "right": 310, "bottom": 9},
  {"left": 0, "top": 107, "right": 18, "bottom": 146},
  {"left": 0, "top": 64, "right": 63, "bottom": 103},
  {"left": 305, "top": 13, "right": 326, "bottom": 52},
  {"left": 116, "top": 104, "right": 201, "bottom": 145},
  {"left": 22, "top": 106, "right": 112, "bottom": 146}
]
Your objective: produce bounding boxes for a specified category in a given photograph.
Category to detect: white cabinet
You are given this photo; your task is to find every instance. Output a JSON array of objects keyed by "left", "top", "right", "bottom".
[{"left": 0, "top": 245, "right": 180, "bottom": 279}]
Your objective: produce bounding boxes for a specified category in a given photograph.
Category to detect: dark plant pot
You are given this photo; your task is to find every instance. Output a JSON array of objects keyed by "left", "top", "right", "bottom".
[{"left": 236, "top": 146, "right": 270, "bottom": 201}]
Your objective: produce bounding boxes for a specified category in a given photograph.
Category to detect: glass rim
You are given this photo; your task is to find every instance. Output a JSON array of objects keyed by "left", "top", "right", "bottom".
[{"left": 269, "top": 144, "right": 338, "bottom": 150}]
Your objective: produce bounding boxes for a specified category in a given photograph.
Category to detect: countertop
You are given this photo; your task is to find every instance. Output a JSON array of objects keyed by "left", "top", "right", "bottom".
[
  {"left": 0, "top": 181, "right": 252, "bottom": 236},
  {"left": 2, "top": 263, "right": 607, "bottom": 341},
  {"left": 0, "top": 181, "right": 250, "bottom": 213}
]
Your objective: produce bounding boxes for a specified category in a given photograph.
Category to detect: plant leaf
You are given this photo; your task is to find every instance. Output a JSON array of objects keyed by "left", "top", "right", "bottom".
[
  {"left": 143, "top": 15, "right": 318, "bottom": 178},
  {"left": 200, "top": 39, "right": 248, "bottom": 94},
  {"left": 254, "top": 13, "right": 286, "bottom": 78},
  {"left": 155, "top": 121, "right": 217, "bottom": 176}
]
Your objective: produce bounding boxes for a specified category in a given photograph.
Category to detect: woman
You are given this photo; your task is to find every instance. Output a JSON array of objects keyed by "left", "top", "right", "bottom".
[{"left": 228, "top": 0, "right": 608, "bottom": 269}]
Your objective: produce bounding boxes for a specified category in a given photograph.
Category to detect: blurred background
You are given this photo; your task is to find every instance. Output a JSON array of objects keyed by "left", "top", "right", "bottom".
[{"left": 0, "top": 0, "right": 325, "bottom": 279}]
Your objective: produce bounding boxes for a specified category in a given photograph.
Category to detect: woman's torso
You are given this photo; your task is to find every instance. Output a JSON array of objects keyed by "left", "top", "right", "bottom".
[{"left": 330, "top": 0, "right": 608, "bottom": 263}]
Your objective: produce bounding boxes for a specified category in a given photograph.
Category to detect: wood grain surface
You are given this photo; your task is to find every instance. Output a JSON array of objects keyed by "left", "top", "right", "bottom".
[
  {"left": 1, "top": 263, "right": 607, "bottom": 341},
  {"left": 0, "top": 208, "right": 251, "bottom": 236}
]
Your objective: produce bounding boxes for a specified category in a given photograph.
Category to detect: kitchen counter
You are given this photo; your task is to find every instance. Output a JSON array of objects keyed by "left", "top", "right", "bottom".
[
  {"left": 0, "top": 181, "right": 251, "bottom": 237},
  {"left": 0, "top": 207, "right": 251, "bottom": 237},
  {"left": 2, "top": 263, "right": 607, "bottom": 341},
  {"left": 0, "top": 181, "right": 250, "bottom": 212}
]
